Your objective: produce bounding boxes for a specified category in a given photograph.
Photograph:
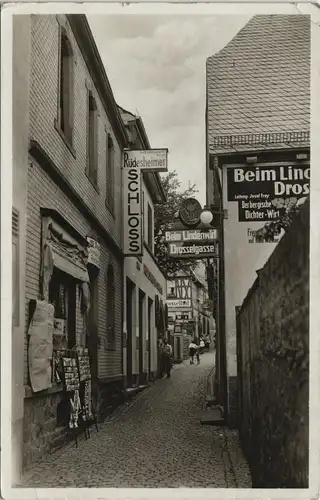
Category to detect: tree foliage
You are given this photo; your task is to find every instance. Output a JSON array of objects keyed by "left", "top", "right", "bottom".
[
  {"left": 254, "top": 197, "right": 302, "bottom": 242},
  {"left": 154, "top": 170, "right": 199, "bottom": 277}
]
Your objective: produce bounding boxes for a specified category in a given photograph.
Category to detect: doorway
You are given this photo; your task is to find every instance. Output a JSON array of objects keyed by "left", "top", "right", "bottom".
[
  {"left": 126, "top": 279, "right": 134, "bottom": 388},
  {"left": 148, "top": 297, "right": 153, "bottom": 379},
  {"left": 138, "top": 289, "right": 145, "bottom": 382}
]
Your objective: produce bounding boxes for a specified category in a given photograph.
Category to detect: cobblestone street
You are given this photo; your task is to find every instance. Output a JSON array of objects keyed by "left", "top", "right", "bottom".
[{"left": 22, "top": 353, "right": 251, "bottom": 488}]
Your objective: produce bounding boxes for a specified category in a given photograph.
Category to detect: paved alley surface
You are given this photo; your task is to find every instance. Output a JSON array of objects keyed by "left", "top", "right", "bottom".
[{"left": 22, "top": 353, "right": 251, "bottom": 488}]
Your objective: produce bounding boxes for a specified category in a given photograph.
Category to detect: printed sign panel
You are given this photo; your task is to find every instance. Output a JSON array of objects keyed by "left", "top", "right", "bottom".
[
  {"left": 123, "top": 167, "right": 143, "bottom": 256},
  {"left": 227, "top": 164, "right": 310, "bottom": 222},
  {"left": 124, "top": 149, "right": 168, "bottom": 172},
  {"left": 168, "top": 241, "right": 218, "bottom": 259},
  {"left": 166, "top": 299, "right": 192, "bottom": 308},
  {"left": 165, "top": 228, "right": 218, "bottom": 243}
]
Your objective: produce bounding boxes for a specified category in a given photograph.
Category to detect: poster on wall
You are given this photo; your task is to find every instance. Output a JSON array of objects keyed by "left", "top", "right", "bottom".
[
  {"left": 227, "top": 164, "right": 310, "bottom": 222},
  {"left": 28, "top": 300, "right": 54, "bottom": 392}
]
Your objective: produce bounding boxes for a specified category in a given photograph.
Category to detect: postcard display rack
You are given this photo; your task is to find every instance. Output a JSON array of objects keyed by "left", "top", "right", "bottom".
[{"left": 60, "top": 347, "right": 98, "bottom": 446}]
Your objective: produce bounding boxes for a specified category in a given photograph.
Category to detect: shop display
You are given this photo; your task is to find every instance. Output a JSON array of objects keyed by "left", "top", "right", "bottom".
[
  {"left": 82, "top": 379, "right": 93, "bottom": 421},
  {"left": 77, "top": 349, "right": 91, "bottom": 382},
  {"left": 62, "top": 356, "right": 80, "bottom": 392},
  {"left": 69, "top": 389, "right": 81, "bottom": 429}
]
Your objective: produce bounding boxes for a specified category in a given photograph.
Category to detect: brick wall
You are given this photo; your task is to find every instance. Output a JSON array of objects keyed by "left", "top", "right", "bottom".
[
  {"left": 236, "top": 200, "right": 309, "bottom": 487},
  {"left": 26, "top": 14, "right": 124, "bottom": 382},
  {"left": 23, "top": 14, "right": 125, "bottom": 466}
]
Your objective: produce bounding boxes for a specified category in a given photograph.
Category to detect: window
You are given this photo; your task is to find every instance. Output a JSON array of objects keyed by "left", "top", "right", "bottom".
[
  {"left": 12, "top": 208, "right": 20, "bottom": 327},
  {"left": 147, "top": 203, "right": 153, "bottom": 250},
  {"left": 58, "top": 28, "right": 74, "bottom": 144},
  {"left": 167, "top": 280, "right": 176, "bottom": 298},
  {"left": 106, "top": 264, "right": 115, "bottom": 347},
  {"left": 49, "top": 269, "right": 76, "bottom": 349},
  {"left": 87, "top": 91, "right": 98, "bottom": 186},
  {"left": 106, "top": 134, "right": 115, "bottom": 212}
]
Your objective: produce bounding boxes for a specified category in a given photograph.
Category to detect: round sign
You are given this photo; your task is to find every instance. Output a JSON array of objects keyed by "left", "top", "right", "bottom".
[{"left": 179, "top": 198, "right": 202, "bottom": 227}]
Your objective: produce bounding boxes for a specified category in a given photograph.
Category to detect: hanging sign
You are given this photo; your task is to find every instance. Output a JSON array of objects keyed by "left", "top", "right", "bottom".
[
  {"left": 123, "top": 167, "right": 143, "bottom": 255},
  {"left": 227, "top": 164, "right": 310, "bottom": 222},
  {"left": 123, "top": 148, "right": 168, "bottom": 256},
  {"left": 165, "top": 228, "right": 218, "bottom": 243},
  {"left": 166, "top": 299, "right": 192, "bottom": 308},
  {"left": 124, "top": 149, "right": 168, "bottom": 172},
  {"left": 179, "top": 198, "right": 202, "bottom": 227},
  {"left": 168, "top": 241, "right": 218, "bottom": 259}
]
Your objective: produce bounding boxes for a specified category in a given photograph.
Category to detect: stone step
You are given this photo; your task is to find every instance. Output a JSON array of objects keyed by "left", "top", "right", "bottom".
[
  {"left": 205, "top": 395, "right": 217, "bottom": 406},
  {"left": 200, "top": 406, "right": 225, "bottom": 426},
  {"left": 125, "top": 384, "right": 148, "bottom": 397}
]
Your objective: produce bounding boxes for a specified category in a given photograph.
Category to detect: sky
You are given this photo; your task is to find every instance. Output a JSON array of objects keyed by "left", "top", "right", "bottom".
[{"left": 88, "top": 14, "right": 251, "bottom": 204}]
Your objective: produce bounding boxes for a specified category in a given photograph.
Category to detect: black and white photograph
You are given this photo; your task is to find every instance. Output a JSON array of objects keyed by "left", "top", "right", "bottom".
[{"left": 1, "top": 1, "right": 319, "bottom": 497}]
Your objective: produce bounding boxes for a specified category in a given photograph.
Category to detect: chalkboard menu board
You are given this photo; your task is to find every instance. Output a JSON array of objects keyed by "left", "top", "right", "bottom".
[{"left": 62, "top": 356, "right": 79, "bottom": 392}]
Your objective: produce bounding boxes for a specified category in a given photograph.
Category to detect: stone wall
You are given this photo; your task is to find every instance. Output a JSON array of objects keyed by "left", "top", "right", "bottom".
[
  {"left": 236, "top": 200, "right": 309, "bottom": 488},
  {"left": 23, "top": 391, "right": 66, "bottom": 468}
]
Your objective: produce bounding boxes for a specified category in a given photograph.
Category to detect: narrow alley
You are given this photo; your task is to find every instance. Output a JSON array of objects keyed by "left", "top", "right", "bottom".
[{"left": 22, "top": 354, "right": 251, "bottom": 488}]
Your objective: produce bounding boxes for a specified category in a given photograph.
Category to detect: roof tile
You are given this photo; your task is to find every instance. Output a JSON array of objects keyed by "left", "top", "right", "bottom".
[{"left": 206, "top": 15, "right": 310, "bottom": 154}]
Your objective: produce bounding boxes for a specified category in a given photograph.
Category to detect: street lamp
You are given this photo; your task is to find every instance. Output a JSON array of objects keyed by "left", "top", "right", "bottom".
[{"left": 200, "top": 210, "right": 213, "bottom": 225}]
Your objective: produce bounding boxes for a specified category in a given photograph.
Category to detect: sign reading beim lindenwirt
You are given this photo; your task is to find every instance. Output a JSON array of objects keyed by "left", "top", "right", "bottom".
[
  {"left": 165, "top": 228, "right": 218, "bottom": 259},
  {"left": 123, "top": 149, "right": 168, "bottom": 256},
  {"left": 227, "top": 164, "right": 310, "bottom": 222}
]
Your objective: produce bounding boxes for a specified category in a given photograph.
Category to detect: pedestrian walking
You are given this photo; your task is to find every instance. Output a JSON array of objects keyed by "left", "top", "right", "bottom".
[
  {"left": 161, "top": 339, "right": 173, "bottom": 378},
  {"left": 199, "top": 338, "right": 205, "bottom": 354},
  {"left": 158, "top": 338, "right": 164, "bottom": 378},
  {"left": 188, "top": 341, "right": 197, "bottom": 364},
  {"left": 196, "top": 345, "right": 200, "bottom": 365}
]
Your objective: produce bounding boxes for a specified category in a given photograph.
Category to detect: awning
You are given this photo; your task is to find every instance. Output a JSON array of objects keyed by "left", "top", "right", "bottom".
[{"left": 44, "top": 241, "right": 90, "bottom": 283}]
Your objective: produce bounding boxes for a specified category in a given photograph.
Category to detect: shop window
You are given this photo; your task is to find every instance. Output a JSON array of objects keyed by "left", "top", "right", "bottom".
[
  {"left": 58, "top": 28, "right": 74, "bottom": 144},
  {"left": 49, "top": 269, "right": 76, "bottom": 349},
  {"left": 106, "top": 264, "right": 115, "bottom": 347},
  {"left": 12, "top": 208, "right": 20, "bottom": 327},
  {"left": 106, "top": 133, "right": 115, "bottom": 213},
  {"left": 87, "top": 91, "right": 98, "bottom": 187},
  {"left": 147, "top": 203, "right": 153, "bottom": 250},
  {"left": 167, "top": 280, "right": 176, "bottom": 298}
]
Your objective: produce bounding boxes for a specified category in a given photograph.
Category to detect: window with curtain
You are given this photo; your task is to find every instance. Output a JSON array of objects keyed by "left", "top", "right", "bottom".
[
  {"left": 106, "top": 264, "right": 115, "bottom": 347},
  {"left": 59, "top": 28, "right": 74, "bottom": 144},
  {"left": 106, "top": 133, "right": 115, "bottom": 212},
  {"left": 87, "top": 91, "right": 98, "bottom": 186}
]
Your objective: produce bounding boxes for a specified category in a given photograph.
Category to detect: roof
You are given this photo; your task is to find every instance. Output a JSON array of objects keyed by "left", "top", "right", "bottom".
[{"left": 206, "top": 15, "right": 310, "bottom": 155}]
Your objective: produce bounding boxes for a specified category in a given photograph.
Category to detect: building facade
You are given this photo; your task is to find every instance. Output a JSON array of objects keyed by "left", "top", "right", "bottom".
[
  {"left": 206, "top": 14, "right": 310, "bottom": 414},
  {"left": 120, "top": 107, "right": 167, "bottom": 387},
  {"left": 12, "top": 15, "right": 32, "bottom": 485},
  {"left": 21, "top": 14, "right": 128, "bottom": 468},
  {"left": 167, "top": 271, "right": 214, "bottom": 361}
]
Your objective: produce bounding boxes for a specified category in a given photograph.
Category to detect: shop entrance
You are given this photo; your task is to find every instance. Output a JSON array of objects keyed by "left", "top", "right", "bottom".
[
  {"left": 126, "top": 279, "right": 134, "bottom": 388},
  {"left": 138, "top": 290, "right": 145, "bottom": 382},
  {"left": 148, "top": 297, "right": 153, "bottom": 379}
]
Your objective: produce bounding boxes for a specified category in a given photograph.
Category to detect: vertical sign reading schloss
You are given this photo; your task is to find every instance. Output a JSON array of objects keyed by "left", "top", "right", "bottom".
[{"left": 123, "top": 149, "right": 168, "bottom": 256}]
